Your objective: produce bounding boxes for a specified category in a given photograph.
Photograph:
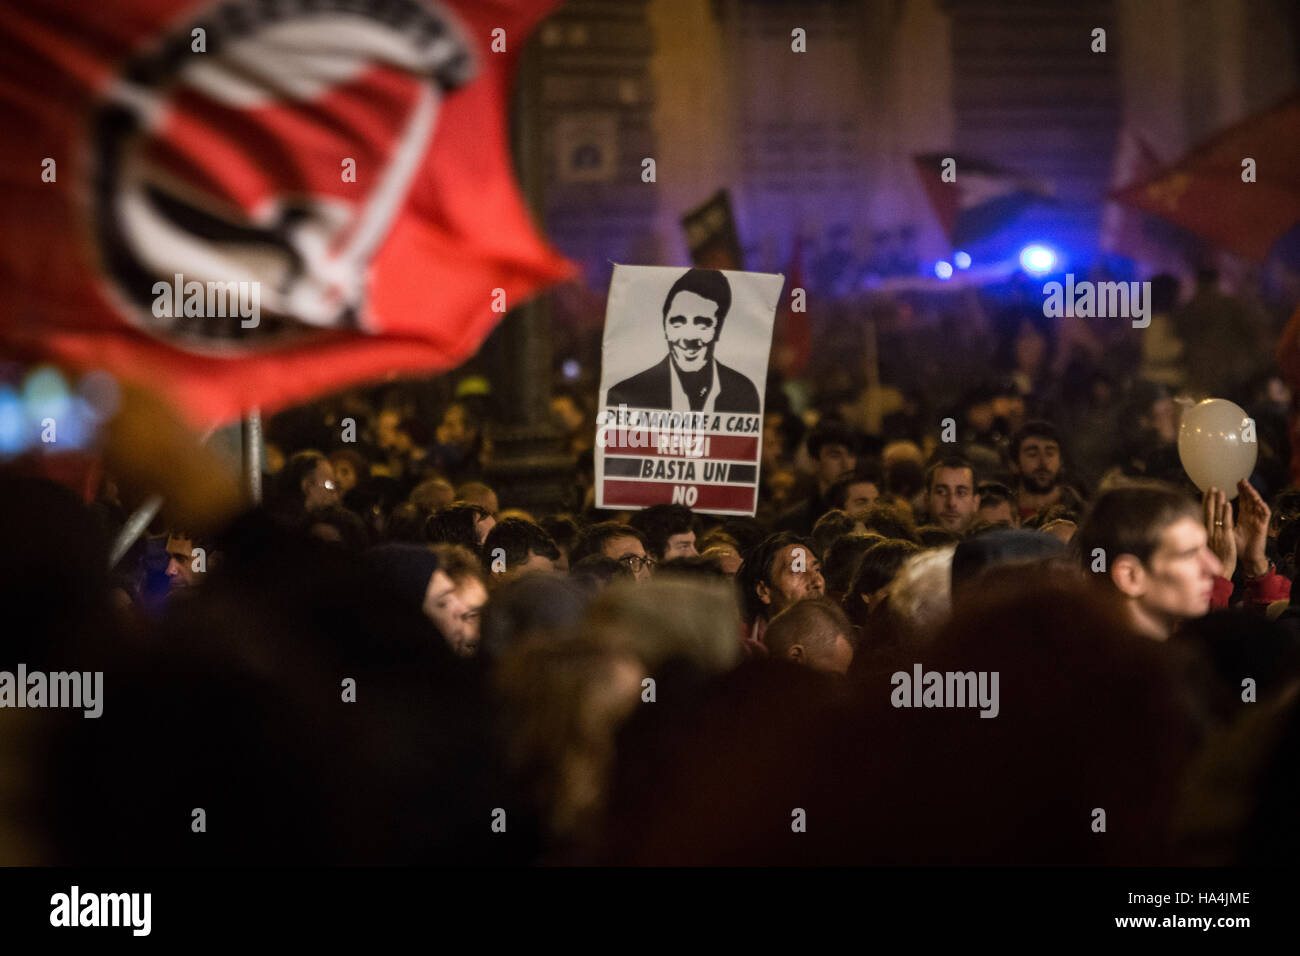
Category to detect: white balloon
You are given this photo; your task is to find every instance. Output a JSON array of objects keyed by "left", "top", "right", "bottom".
[{"left": 1177, "top": 398, "right": 1257, "bottom": 498}]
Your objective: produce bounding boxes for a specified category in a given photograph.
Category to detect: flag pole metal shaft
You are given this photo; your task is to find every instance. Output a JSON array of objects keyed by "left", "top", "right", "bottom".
[
  {"left": 242, "top": 407, "right": 263, "bottom": 505},
  {"left": 108, "top": 494, "right": 163, "bottom": 569},
  {"left": 105, "top": 421, "right": 240, "bottom": 570}
]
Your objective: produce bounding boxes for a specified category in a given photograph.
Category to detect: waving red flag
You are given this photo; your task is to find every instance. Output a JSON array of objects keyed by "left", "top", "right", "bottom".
[
  {"left": 1111, "top": 93, "right": 1300, "bottom": 262},
  {"left": 0, "top": 0, "right": 573, "bottom": 426}
]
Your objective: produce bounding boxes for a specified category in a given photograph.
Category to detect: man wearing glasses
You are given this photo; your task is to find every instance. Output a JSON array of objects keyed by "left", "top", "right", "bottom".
[{"left": 573, "top": 521, "right": 655, "bottom": 583}]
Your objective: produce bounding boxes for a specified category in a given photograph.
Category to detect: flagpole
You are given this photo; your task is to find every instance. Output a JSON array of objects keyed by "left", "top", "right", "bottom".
[
  {"left": 105, "top": 421, "right": 234, "bottom": 570},
  {"left": 108, "top": 494, "right": 163, "bottom": 569},
  {"left": 242, "top": 407, "right": 263, "bottom": 505}
]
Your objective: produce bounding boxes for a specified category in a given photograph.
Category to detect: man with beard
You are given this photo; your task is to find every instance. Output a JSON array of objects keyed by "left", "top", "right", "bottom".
[
  {"left": 1010, "top": 421, "right": 1081, "bottom": 522},
  {"left": 924, "top": 456, "right": 980, "bottom": 534}
]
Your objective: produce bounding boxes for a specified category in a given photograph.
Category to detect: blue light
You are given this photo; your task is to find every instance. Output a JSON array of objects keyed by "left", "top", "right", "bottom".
[
  {"left": 562, "top": 358, "right": 580, "bottom": 380},
  {"left": 934, "top": 260, "right": 953, "bottom": 280},
  {"left": 953, "top": 251, "right": 971, "bottom": 269},
  {"left": 1019, "top": 244, "right": 1055, "bottom": 275},
  {"left": 0, "top": 386, "right": 30, "bottom": 458},
  {"left": 22, "top": 365, "right": 70, "bottom": 425}
]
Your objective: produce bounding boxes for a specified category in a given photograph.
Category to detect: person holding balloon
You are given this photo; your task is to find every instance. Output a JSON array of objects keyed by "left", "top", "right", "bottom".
[
  {"left": 1203, "top": 481, "right": 1290, "bottom": 610},
  {"left": 1178, "top": 397, "right": 1291, "bottom": 609}
]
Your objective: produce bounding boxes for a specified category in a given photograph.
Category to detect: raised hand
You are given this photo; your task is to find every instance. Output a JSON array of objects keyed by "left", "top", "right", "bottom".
[
  {"left": 1234, "top": 479, "right": 1271, "bottom": 577},
  {"left": 1203, "top": 486, "right": 1236, "bottom": 582}
]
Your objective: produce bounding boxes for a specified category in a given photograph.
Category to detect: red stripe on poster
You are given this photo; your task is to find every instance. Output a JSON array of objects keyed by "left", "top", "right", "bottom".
[
  {"left": 600, "top": 432, "right": 759, "bottom": 460},
  {"left": 602, "top": 479, "right": 756, "bottom": 512}
]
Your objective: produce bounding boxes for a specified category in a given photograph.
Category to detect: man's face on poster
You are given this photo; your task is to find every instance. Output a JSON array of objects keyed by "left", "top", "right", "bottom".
[{"left": 663, "top": 290, "right": 721, "bottom": 373}]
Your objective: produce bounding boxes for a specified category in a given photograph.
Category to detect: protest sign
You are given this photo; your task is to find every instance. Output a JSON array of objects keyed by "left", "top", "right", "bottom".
[{"left": 595, "top": 265, "right": 783, "bottom": 516}]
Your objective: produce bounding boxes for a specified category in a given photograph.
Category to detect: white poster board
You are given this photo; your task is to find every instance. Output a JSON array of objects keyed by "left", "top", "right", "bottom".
[{"left": 595, "top": 264, "right": 783, "bottom": 516}]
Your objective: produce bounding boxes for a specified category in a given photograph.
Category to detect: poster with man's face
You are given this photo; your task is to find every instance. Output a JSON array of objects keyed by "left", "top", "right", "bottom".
[{"left": 595, "top": 264, "right": 784, "bottom": 516}]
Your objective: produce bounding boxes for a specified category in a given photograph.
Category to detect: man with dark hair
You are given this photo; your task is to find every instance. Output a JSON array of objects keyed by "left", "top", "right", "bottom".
[
  {"left": 975, "top": 481, "right": 1017, "bottom": 527},
  {"left": 775, "top": 420, "right": 859, "bottom": 535},
  {"left": 426, "top": 503, "right": 494, "bottom": 550},
  {"left": 430, "top": 543, "right": 489, "bottom": 657},
  {"left": 482, "top": 517, "right": 560, "bottom": 579},
  {"left": 825, "top": 469, "right": 882, "bottom": 520},
  {"left": 540, "top": 515, "right": 580, "bottom": 571},
  {"left": 811, "top": 509, "right": 859, "bottom": 560},
  {"left": 1009, "top": 420, "right": 1078, "bottom": 522},
  {"left": 1077, "top": 483, "right": 1221, "bottom": 640},
  {"left": 162, "top": 530, "right": 203, "bottom": 592},
  {"left": 572, "top": 521, "right": 654, "bottom": 582},
  {"left": 737, "top": 533, "right": 825, "bottom": 649},
  {"left": 859, "top": 501, "right": 919, "bottom": 543},
  {"left": 628, "top": 503, "right": 698, "bottom": 562},
  {"left": 277, "top": 450, "right": 340, "bottom": 519},
  {"left": 605, "top": 268, "right": 760, "bottom": 413},
  {"left": 924, "top": 456, "right": 979, "bottom": 534},
  {"left": 763, "top": 597, "right": 855, "bottom": 675}
]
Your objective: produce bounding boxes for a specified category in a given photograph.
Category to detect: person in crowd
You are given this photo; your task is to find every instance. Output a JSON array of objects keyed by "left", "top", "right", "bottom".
[
  {"left": 1077, "top": 482, "right": 1224, "bottom": 641},
  {"left": 775, "top": 421, "right": 859, "bottom": 535},
  {"left": 629, "top": 503, "right": 698, "bottom": 562},
  {"left": 328, "top": 449, "right": 367, "bottom": 497},
  {"left": 274, "top": 450, "right": 341, "bottom": 522},
  {"left": 821, "top": 532, "right": 884, "bottom": 603},
  {"left": 427, "top": 503, "right": 495, "bottom": 550},
  {"left": 950, "top": 528, "right": 1066, "bottom": 595},
  {"left": 541, "top": 516, "right": 581, "bottom": 571},
  {"left": 810, "top": 508, "right": 861, "bottom": 560},
  {"left": 699, "top": 541, "right": 743, "bottom": 576},
  {"left": 975, "top": 481, "right": 1017, "bottom": 527},
  {"left": 1199, "top": 480, "right": 1290, "bottom": 610},
  {"left": 571, "top": 522, "right": 654, "bottom": 583},
  {"left": 431, "top": 543, "right": 490, "bottom": 657},
  {"left": 409, "top": 477, "right": 456, "bottom": 515},
  {"left": 429, "top": 401, "right": 488, "bottom": 482},
  {"left": 882, "top": 439, "right": 926, "bottom": 508},
  {"left": 1008, "top": 420, "right": 1083, "bottom": 522},
  {"left": 570, "top": 555, "right": 634, "bottom": 595},
  {"left": 483, "top": 518, "right": 561, "bottom": 580},
  {"left": 825, "top": 469, "right": 883, "bottom": 520},
  {"left": 915, "top": 525, "right": 961, "bottom": 548},
  {"left": 858, "top": 500, "right": 920, "bottom": 543},
  {"left": 304, "top": 506, "right": 369, "bottom": 553},
  {"left": 654, "top": 554, "right": 731, "bottom": 581},
  {"left": 762, "top": 597, "right": 855, "bottom": 675},
  {"left": 455, "top": 480, "right": 500, "bottom": 516},
  {"left": 886, "top": 545, "right": 957, "bottom": 645},
  {"left": 842, "top": 538, "right": 919, "bottom": 633},
  {"left": 363, "top": 543, "right": 467, "bottom": 650},
  {"left": 923, "top": 456, "right": 980, "bottom": 534},
  {"left": 162, "top": 530, "right": 204, "bottom": 593},
  {"left": 737, "top": 532, "right": 825, "bottom": 649}
]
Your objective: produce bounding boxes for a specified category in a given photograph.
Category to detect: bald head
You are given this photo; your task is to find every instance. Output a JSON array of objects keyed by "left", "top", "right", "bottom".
[{"left": 763, "top": 597, "right": 855, "bottom": 675}]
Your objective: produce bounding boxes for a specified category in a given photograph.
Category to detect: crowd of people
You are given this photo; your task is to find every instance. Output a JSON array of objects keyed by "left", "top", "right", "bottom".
[{"left": 4, "top": 266, "right": 1300, "bottom": 865}]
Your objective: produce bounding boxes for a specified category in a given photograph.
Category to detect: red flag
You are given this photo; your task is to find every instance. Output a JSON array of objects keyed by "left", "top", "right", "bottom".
[
  {"left": 1111, "top": 93, "right": 1300, "bottom": 262},
  {"left": 0, "top": 0, "right": 573, "bottom": 426}
]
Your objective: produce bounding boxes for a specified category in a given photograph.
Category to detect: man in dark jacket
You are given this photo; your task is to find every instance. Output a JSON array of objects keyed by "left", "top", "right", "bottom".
[{"left": 605, "top": 268, "right": 760, "bottom": 414}]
